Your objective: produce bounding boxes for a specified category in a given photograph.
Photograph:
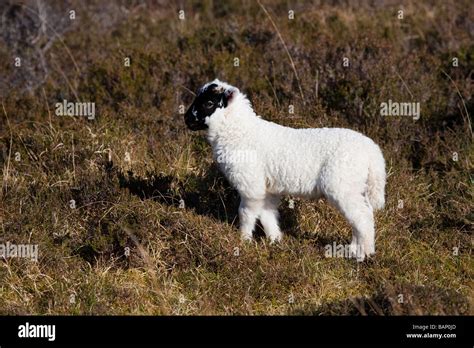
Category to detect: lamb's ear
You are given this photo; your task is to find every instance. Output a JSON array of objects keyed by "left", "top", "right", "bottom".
[{"left": 223, "top": 87, "right": 239, "bottom": 107}]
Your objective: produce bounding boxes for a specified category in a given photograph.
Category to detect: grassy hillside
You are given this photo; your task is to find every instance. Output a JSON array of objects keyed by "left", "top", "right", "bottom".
[{"left": 0, "top": 0, "right": 472, "bottom": 314}]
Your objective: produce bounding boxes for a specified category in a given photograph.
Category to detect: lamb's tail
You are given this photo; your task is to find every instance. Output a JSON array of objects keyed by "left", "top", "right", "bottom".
[{"left": 367, "top": 145, "right": 386, "bottom": 210}]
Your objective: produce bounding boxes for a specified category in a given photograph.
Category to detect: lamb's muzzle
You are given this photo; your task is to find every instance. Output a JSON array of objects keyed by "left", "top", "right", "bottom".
[{"left": 185, "top": 79, "right": 386, "bottom": 261}]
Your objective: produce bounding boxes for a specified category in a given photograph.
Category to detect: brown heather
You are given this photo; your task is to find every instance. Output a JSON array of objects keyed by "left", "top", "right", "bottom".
[{"left": 0, "top": 0, "right": 472, "bottom": 315}]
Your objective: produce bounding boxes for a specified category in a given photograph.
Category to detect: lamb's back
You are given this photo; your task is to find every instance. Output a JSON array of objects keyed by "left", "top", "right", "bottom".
[{"left": 254, "top": 120, "right": 375, "bottom": 195}]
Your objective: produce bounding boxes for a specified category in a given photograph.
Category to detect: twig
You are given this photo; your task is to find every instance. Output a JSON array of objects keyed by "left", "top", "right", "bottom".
[
  {"left": 71, "top": 133, "right": 76, "bottom": 185},
  {"left": 120, "top": 224, "right": 156, "bottom": 272},
  {"left": 315, "top": 69, "right": 319, "bottom": 100},
  {"left": 179, "top": 85, "right": 196, "bottom": 96},
  {"left": 1, "top": 103, "right": 13, "bottom": 195},
  {"left": 395, "top": 70, "right": 414, "bottom": 99},
  {"left": 441, "top": 70, "right": 472, "bottom": 139},
  {"left": 264, "top": 75, "right": 281, "bottom": 109},
  {"left": 257, "top": 0, "right": 305, "bottom": 104}
]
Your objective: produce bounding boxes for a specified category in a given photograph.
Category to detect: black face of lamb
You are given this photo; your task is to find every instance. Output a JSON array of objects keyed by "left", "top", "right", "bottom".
[{"left": 185, "top": 83, "right": 228, "bottom": 131}]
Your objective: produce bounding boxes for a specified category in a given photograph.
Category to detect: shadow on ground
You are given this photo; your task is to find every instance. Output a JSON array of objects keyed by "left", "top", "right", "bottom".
[{"left": 109, "top": 161, "right": 302, "bottom": 236}]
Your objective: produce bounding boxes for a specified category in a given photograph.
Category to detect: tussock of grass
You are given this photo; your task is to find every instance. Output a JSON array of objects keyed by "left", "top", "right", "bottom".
[{"left": 0, "top": 0, "right": 472, "bottom": 315}]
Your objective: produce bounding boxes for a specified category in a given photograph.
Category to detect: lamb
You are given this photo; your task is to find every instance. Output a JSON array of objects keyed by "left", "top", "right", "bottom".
[{"left": 184, "top": 79, "right": 386, "bottom": 261}]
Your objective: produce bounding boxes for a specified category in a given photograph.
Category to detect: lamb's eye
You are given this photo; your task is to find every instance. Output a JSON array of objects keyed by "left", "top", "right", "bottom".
[{"left": 205, "top": 101, "right": 214, "bottom": 108}]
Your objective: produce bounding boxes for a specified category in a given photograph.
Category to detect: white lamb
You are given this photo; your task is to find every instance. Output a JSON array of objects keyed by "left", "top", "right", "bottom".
[{"left": 184, "top": 79, "right": 386, "bottom": 261}]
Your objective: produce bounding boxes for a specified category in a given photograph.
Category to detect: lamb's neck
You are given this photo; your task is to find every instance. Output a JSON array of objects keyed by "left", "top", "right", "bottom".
[{"left": 207, "top": 113, "right": 257, "bottom": 150}]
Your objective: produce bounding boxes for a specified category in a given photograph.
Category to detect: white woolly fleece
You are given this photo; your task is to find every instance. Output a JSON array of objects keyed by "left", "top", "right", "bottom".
[{"left": 202, "top": 80, "right": 386, "bottom": 261}]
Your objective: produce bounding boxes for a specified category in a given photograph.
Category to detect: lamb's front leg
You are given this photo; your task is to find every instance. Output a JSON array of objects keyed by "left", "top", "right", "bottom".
[{"left": 238, "top": 198, "right": 263, "bottom": 241}]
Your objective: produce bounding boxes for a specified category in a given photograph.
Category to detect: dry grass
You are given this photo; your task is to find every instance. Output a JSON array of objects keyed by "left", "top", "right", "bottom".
[{"left": 0, "top": 0, "right": 472, "bottom": 315}]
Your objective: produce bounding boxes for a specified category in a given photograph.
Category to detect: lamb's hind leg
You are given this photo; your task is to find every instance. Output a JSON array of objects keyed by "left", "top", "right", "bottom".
[
  {"left": 259, "top": 194, "right": 282, "bottom": 243},
  {"left": 329, "top": 191, "right": 375, "bottom": 261}
]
